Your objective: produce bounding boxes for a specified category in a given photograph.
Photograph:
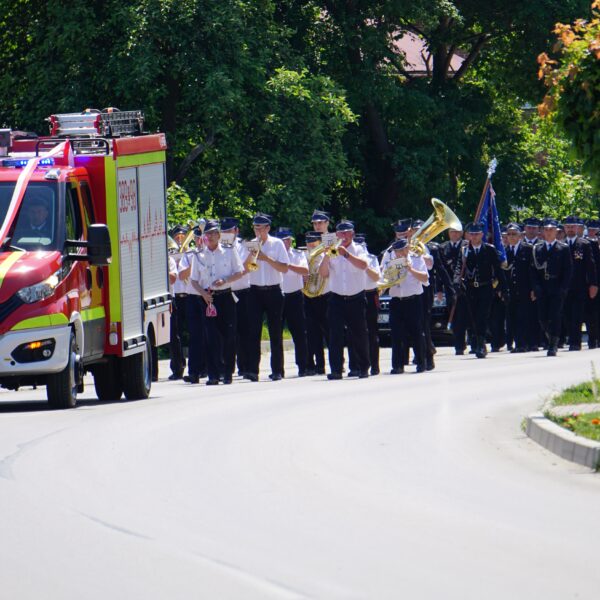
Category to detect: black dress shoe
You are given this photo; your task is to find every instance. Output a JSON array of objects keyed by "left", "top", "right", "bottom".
[
  {"left": 298, "top": 371, "right": 307, "bottom": 377},
  {"left": 390, "top": 368, "right": 404, "bottom": 374},
  {"left": 358, "top": 371, "right": 369, "bottom": 379},
  {"left": 206, "top": 379, "right": 219, "bottom": 386},
  {"left": 426, "top": 359, "right": 435, "bottom": 371},
  {"left": 370, "top": 369, "right": 380, "bottom": 376},
  {"left": 569, "top": 345, "right": 581, "bottom": 351},
  {"left": 223, "top": 377, "right": 232, "bottom": 385},
  {"left": 184, "top": 375, "right": 199, "bottom": 384},
  {"left": 244, "top": 373, "right": 259, "bottom": 382},
  {"left": 327, "top": 373, "right": 342, "bottom": 380},
  {"left": 305, "top": 369, "right": 316, "bottom": 376},
  {"left": 455, "top": 349, "right": 464, "bottom": 356},
  {"left": 347, "top": 371, "right": 359, "bottom": 377},
  {"left": 416, "top": 365, "right": 426, "bottom": 373},
  {"left": 316, "top": 368, "right": 326, "bottom": 375},
  {"left": 269, "top": 374, "right": 282, "bottom": 381},
  {"left": 168, "top": 373, "right": 183, "bottom": 381}
]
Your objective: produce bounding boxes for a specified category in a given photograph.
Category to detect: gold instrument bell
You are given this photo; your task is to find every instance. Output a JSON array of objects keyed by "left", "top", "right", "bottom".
[{"left": 377, "top": 198, "right": 462, "bottom": 292}]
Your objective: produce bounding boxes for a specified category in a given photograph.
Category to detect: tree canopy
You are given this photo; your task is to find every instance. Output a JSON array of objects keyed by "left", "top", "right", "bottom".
[{"left": 0, "top": 0, "right": 593, "bottom": 247}]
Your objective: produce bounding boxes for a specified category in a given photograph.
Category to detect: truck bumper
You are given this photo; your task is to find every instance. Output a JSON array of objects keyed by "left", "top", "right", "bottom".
[{"left": 0, "top": 325, "right": 71, "bottom": 376}]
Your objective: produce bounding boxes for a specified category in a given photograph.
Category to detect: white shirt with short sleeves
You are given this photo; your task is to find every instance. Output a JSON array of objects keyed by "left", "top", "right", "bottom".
[
  {"left": 231, "top": 238, "right": 250, "bottom": 291},
  {"left": 178, "top": 250, "right": 200, "bottom": 295},
  {"left": 364, "top": 253, "right": 381, "bottom": 291},
  {"left": 248, "top": 234, "right": 290, "bottom": 287},
  {"left": 282, "top": 247, "right": 308, "bottom": 294},
  {"left": 190, "top": 244, "right": 243, "bottom": 290},
  {"left": 327, "top": 241, "right": 367, "bottom": 296},
  {"left": 388, "top": 253, "right": 428, "bottom": 298}
]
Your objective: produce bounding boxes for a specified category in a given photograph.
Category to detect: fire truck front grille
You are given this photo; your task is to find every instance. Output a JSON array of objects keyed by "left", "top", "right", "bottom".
[{"left": 0, "top": 295, "right": 24, "bottom": 324}]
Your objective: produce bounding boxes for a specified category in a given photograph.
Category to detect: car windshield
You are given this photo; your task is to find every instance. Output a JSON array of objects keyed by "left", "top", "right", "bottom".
[{"left": 0, "top": 181, "right": 58, "bottom": 251}]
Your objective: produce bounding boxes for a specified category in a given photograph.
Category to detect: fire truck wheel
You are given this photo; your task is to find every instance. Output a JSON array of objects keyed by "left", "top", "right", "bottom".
[
  {"left": 47, "top": 331, "right": 78, "bottom": 409},
  {"left": 121, "top": 338, "right": 152, "bottom": 400},
  {"left": 93, "top": 358, "right": 123, "bottom": 401}
]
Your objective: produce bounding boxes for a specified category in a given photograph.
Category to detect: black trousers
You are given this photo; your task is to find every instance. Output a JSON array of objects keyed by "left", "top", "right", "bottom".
[
  {"left": 328, "top": 292, "right": 370, "bottom": 375},
  {"left": 305, "top": 293, "right": 329, "bottom": 372},
  {"left": 248, "top": 285, "right": 285, "bottom": 376},
  {"left": 422, "top": 287, "right": 435, "bottom": 361},
  {"left": 564, "top": 290, "right": 585, "bottom": 347},
  {"left": 203, "top": 292, "right": 237, "bottom": 380},
  {"left": 390, "top": 295, "right": 426, "bottom": 369},
  {"left": 186, "top": 295, "right": 207, "bottom": 377},
  {"left": 169, "top": 295, "right": 187, "bottom": 376},
  {"left": 507, "top": 294, "right": 530, "bottom": 350},
  {"left": 490, "top": 293, "right": 506, "bottom": 349},
  {"left": 365, "top": 289, "right": 380, "bottom": 372},
  {"left": 585, "top": 294, "right": 599, "bottom": 346},
  {"left": 465, "top": 285, "right": 494, "bottom": 340},
  {"left": 537, "top": 292, "right": 565, "bottom": 340},
  {"left": 234, "top": 287, "right": 251, "bottom": 374},
  {"left": 283, "top": 290, "right": 308, "bottom": 374},
  {"left": 450, "top": 295, "right": 469, "bottom": 352}
]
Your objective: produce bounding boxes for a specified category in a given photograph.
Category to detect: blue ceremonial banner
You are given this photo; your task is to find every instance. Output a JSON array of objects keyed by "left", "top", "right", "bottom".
[{"left": 475, "top": 181, "right": 507, "bottom": 264}]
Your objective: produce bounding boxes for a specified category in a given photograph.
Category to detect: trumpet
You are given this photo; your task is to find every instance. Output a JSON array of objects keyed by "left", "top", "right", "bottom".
[{"left": 245, "top": 240, "right": 262, "bottom": 272}]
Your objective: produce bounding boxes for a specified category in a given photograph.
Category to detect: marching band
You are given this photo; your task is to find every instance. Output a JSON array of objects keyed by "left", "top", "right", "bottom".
[{"left": 166, "top": 208, "right": 600, "bottom": 384}]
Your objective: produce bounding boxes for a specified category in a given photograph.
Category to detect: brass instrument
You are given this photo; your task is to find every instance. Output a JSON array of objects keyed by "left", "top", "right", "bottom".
[
  {"left": 302, "top": 234, "right": 342, "bottom": 298},
  {"left": 167, "top": 234, "right": 180, "bottom": 254},
  {"left": 409, "top": 198, "right": 462, "bottom": 255},
  {"left": 303, "top": 245, "right": 327, "bottom": 298},
  {"left": 377, "top": 198, "right": 462, "bottom": 292},
  {"left": 245, "top": 240, "right": 262, "bottom": 272},
  {"left": 180, "top": 218, "right": 206, "bottom": 253}
]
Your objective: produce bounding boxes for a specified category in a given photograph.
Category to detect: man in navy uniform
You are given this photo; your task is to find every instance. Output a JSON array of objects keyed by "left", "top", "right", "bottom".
[
  {"left": 504, "top": 223, "right": 535, "bottom": 352},
  {"left": 531, "top": 218, "right": 573, "bottom": 356},
  {"left": 441, "top": 227, "right": 468, "bottom": 354},
  {"left": 585, "top": 219, "right": 600, "bottom": 348},
  {"left": 562, "top": 215, "right": 597, "bottom": 350},
  {"left": 454, "top": 222, "right": 506, "bottom": 359}
]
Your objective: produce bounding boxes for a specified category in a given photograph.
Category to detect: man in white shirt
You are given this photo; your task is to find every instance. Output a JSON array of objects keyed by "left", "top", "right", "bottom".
[
  {"left": 178, "top": 226, "right": 208, "bottom": 383},
  {"left": 221, "top": 217, "right": 252, "bottom": 378},
  {"left": 168, "top": 225, "right": 188, "bottom": 380},
  {"left": 385, "top": 238, "right": 429, "bottom": 374},
  {"left": 303, "top": 229, "right": 329, "bottom": 375},
  {"left": 277, "top": 228, "right": 309, "bottom": 377},
  {"left": 245, "top": 213, "right": 289, "bottom": 381},
  {"left": 319, "top": 220, "right": 370, "bottom": 379},
  {"left": 190, "top": 219, "right": 244, "bottom": 385}
]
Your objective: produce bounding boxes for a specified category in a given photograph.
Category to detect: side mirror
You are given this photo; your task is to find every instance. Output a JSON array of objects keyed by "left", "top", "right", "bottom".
[{"left": 87, "top": 224, "right": 112, "bottom": 266}]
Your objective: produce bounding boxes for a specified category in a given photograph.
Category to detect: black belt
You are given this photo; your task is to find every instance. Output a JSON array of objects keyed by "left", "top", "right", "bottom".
[
  {"left": 467, "top": 280, "right": 491, "bottom": 288},
  {"left": 210, "top": 288, "right": 232, "bottom": 296},
  {"left": 392, "top": 294, "right": 421, "bottom": 301},
  {"left": 365, "top": 289, "right": 378, "bottom": 295},
  {"left": 333, "top": 291, "right": 364, "bottom": 300},
  {"left": 251, "top": 284, "right": 281, "bottom": 291},
  {"left": 284, "top": 289, "right": 303, "bottom": 296},
  {"left": 233, "top": 287, "right": 250, "bottom": 295},
  {"left": 175, "top": 293, "right": 188, "bottom": 297}
]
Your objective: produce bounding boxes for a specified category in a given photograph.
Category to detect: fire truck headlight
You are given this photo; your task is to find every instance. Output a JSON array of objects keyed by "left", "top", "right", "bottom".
[{"left": 17, "top": 270, "right": 61, "bottom": 304}]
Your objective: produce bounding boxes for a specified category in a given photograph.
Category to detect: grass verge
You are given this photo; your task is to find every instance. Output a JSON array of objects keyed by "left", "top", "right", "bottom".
[{"left": 545, "top": 411, "right": 600, "bottom": 442}]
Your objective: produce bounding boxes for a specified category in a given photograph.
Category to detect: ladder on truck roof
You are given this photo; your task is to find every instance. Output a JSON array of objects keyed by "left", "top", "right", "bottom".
[{"left": 47, "top": 109, "right": 144, "bottom": 138}]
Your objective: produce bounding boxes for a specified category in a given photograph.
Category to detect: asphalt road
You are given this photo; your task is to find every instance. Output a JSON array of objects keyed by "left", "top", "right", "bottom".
[{"left": 1, "top": 347, "right": 599, "bottom": 600}]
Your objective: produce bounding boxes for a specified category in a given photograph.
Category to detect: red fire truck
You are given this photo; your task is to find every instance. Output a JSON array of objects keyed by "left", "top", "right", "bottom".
[{"left": 0, "top": 109, "right": 171, "bottom": 408}]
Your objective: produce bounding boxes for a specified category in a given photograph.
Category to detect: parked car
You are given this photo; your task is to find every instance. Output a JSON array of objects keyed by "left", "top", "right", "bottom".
[{"left": 377, "top": 292, "right": 453, "bottom": 346}]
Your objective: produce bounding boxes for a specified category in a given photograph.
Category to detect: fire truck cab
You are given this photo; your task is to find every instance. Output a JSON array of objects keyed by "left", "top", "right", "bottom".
[{"left": 0, "top": 109, "right": 171, "bottom": 408}]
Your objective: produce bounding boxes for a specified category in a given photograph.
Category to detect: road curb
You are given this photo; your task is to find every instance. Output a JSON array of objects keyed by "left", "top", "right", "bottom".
[{"left": 526, "top": 412, "right": 600, "bottom": 469}]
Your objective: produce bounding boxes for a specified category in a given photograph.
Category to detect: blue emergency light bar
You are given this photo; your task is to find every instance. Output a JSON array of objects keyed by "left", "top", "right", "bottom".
[{"left": 0, "top": 157, "right": 55, "bottom": 168}]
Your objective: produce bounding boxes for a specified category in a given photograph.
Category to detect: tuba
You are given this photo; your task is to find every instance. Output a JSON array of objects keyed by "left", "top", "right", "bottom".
[
  {"left": 377, "top": 198, "right": 462, "bottom": 292},
  {"left": 410, "top": 198, "right": 462, "bottom": 255}
]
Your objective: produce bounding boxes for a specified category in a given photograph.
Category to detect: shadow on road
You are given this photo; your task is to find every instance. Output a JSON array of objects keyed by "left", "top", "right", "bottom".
[{"left": 0, "top": 394, "right": 147, "bottom": 413}]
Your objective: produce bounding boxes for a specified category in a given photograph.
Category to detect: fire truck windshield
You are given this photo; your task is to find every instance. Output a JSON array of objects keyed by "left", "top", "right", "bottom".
[{"left": 0, "top": 182, "right": 58, "bottom": 251}]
